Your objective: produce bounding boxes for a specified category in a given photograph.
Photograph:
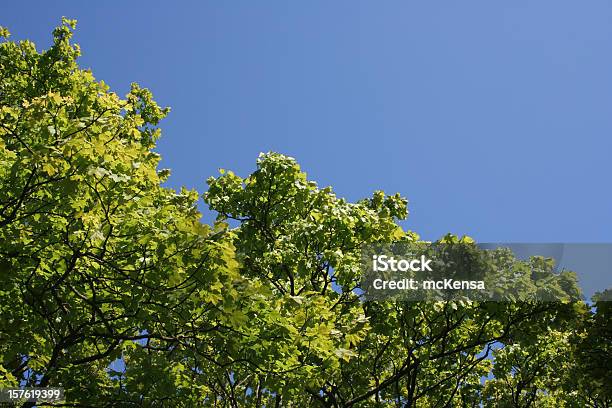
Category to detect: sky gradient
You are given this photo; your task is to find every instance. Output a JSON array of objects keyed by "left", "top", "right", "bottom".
[{"left": 3, "top": 1, "right": 611, "bottom": 241}]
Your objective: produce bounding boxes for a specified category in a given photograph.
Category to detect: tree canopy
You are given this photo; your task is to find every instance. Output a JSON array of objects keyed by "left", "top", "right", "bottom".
[{"left": 0, "top": 20, "right": 609, "bottom": 407}]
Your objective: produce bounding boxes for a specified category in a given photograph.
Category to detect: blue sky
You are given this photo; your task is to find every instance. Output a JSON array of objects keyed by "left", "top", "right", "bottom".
[{"left": 3, "top": 1, "right": 612, "bottom": 242}]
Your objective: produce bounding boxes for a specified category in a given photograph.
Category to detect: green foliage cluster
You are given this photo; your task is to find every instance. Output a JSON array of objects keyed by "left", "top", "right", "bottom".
[{"left": 0, "top": 20, "right": 610, "bottom": 407}]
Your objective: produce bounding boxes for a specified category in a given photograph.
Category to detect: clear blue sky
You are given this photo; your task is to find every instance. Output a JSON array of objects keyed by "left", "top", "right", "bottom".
[{"left": 3, "top": 1, "right": 612, "bottom": 242}]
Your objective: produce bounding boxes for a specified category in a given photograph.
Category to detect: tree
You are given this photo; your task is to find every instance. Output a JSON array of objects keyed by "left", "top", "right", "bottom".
[
  {"left": 0, "top": 20, "right": 607, "bottom": 407},
  {"left": 204, "top": 156, "right": 584, "bottom": 407},
  {"left": 557, "top": 289, "right": 612, "bottom": 408},
  {"left": 0, "top": 18, "right": 244, "bottom": 406}
]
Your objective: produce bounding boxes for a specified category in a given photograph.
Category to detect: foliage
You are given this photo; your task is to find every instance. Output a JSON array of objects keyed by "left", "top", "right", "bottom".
[
  {"left": 0, "top": 20, "right": 609, "bottom": 407},
  {"left": 0, "top": 18, "right": 243, "bottom": 405}
]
